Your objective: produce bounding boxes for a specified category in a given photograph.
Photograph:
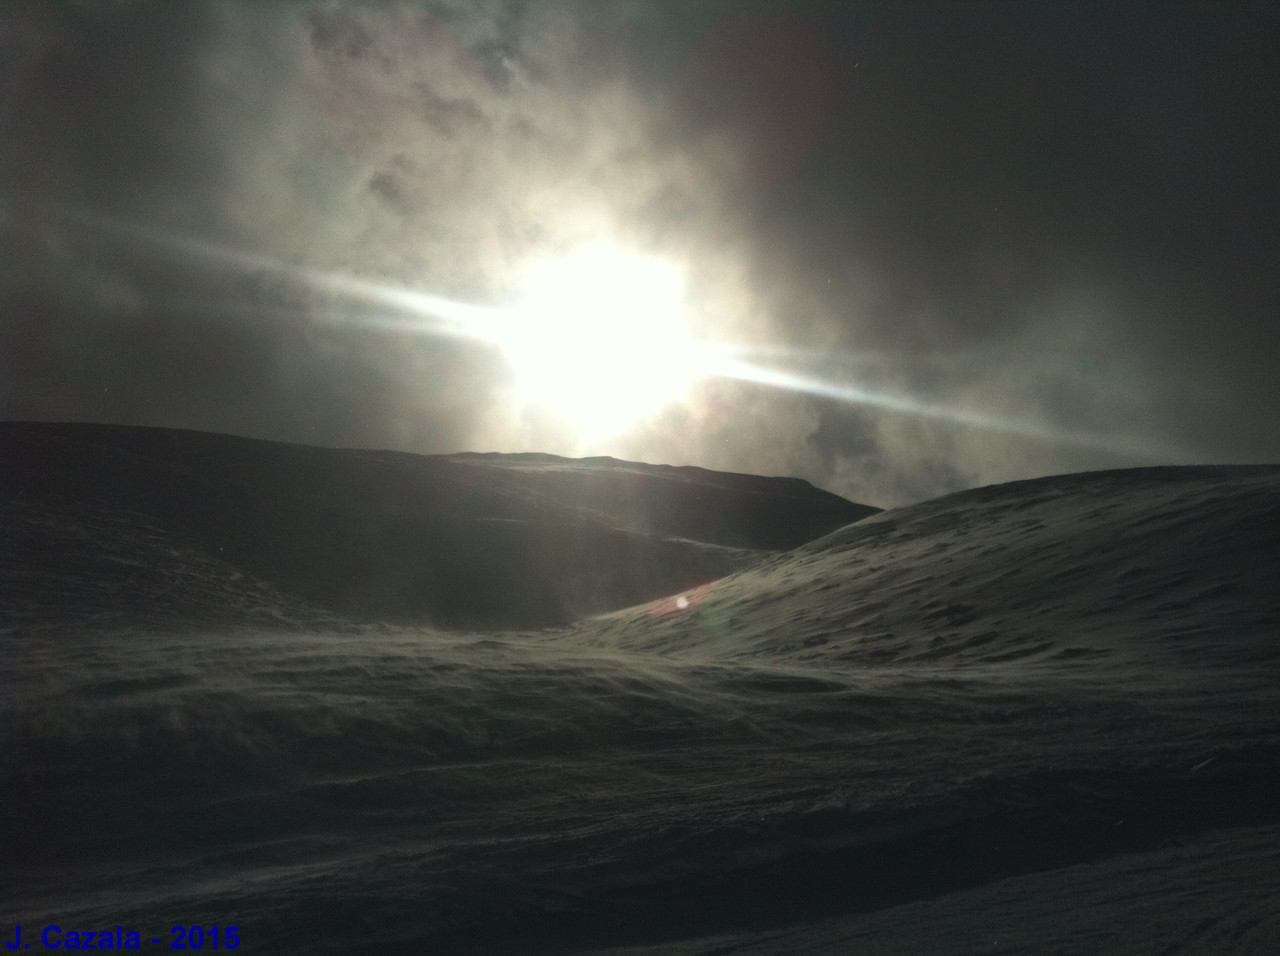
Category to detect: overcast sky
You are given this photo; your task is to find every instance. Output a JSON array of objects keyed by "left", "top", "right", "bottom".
[{"left": 4, "top": 0, "right": 1278, "bottom": 506}]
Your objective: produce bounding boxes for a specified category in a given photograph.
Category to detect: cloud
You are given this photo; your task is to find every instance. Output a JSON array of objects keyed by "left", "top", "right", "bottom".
[
  {"left": 4, "top": 1, "right": 1277, "bottom": 508},
  {"left": 2, "top": 2, "right": 725, "bottom": 447}
]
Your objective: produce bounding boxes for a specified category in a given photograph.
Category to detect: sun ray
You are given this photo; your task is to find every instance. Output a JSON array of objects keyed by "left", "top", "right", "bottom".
[{"left": 51, "top": 204, "right": 1178, "bottom": 458}]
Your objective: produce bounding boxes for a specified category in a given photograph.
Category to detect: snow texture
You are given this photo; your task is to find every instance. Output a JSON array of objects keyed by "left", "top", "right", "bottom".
[{"left": 3, "top": 423, "right": 1278, "bottom": 954}]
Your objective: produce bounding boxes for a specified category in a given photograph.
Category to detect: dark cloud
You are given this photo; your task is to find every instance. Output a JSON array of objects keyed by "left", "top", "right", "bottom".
[{"left": 3, "top": 0, "right": 1278, "bottom": 507}]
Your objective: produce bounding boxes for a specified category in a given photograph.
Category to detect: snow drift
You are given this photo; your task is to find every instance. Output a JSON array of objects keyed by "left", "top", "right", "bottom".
[{"left": 2, "top": 422, "right": 1278, "bottom": 954}]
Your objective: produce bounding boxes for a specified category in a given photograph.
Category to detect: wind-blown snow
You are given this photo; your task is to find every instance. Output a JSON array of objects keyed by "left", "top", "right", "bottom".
[{"left": 2, "top": 424, "right": 1278, "bottom": 954}]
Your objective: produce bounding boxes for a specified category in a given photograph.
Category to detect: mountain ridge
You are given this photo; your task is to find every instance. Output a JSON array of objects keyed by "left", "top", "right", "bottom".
[{"left": 0, "top": 420, "right": 877, "bottom": 628}]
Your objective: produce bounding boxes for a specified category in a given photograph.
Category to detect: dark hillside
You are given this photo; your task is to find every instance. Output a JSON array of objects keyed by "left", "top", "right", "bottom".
[{"left": 0, "top": 422, "right": 876, "bottom": 629}]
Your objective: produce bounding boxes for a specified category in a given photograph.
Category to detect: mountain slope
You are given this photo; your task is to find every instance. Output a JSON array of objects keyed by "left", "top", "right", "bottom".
[
  {"left": 0, "top": 421, "right": 876, "bottom": 629},
  {"left": 585, "top": 464, "right": 1280, "bottom": 670},
  {"left": 2, "top": 434, "right": 1277, "bottom": 954}
]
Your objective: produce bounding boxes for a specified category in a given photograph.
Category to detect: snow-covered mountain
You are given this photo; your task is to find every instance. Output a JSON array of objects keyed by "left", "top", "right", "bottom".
[
  {"left": 3, "top": 423, "right": 1277, "bottom": 954},
  {"left": 1, "top": 422, "right": 874, "bottom": 629}
]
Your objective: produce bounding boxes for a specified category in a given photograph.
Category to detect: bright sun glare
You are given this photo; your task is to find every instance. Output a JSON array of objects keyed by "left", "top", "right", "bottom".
[{"left": 497, "top": 243, "right": 706, "bottom": 438}]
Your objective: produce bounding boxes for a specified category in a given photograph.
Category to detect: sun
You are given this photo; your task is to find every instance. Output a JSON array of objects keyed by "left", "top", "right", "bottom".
[{"left": 496, "top": 242, "right": 707, "bottom": 439}]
